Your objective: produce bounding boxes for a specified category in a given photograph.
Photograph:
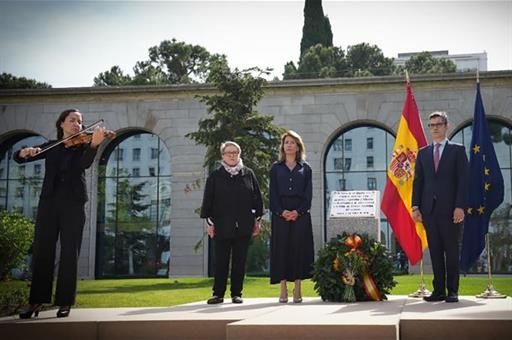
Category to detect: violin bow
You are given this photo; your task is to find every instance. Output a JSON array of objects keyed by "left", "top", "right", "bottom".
[{"left": 30, "top": 119, "right": 105, "bottom": 157}]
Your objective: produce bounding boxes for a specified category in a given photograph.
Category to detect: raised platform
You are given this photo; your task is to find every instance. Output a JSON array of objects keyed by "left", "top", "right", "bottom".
[{"left": 1, "top": 296, "right": 510, "bottom": 340}]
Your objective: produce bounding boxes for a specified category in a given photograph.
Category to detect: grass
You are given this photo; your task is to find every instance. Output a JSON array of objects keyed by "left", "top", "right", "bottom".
[{"left": 2, "top": 274, "right": 510, "bottom": 308}]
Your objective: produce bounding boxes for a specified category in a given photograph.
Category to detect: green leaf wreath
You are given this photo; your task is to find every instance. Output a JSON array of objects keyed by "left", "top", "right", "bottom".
[{"left": 312, "top": 232, "right": 396, "bottom": 302}]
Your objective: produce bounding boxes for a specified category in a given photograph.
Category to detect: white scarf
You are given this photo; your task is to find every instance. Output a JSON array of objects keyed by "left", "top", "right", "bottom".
[{"left": 221, "top": 159, "right": 244, "bottom": 176}]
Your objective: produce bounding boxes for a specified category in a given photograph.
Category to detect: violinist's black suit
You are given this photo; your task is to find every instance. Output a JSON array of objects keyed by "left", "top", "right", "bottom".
[{"left": 14, "top": 141, "right": 97, "bottom": 306}]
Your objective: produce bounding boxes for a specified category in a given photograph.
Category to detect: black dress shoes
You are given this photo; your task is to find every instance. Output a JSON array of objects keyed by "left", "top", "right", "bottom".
[
  {"left": 207, "top": 296, "right": 224, "bottom": 304},
  {"left": 423, "top": 293, "right": 446, "bottom": 302},
  {"left": 19, "top": 304, "right": 43, "bottom": 319},
  {"left": 56, "top": 306, "right": 71, "bottom": 318},
  {"left": 445, "top": 293, "right": 459, "bottom": 303},
  {"left": 231, "top": 296, "right": 243, "bottom": 304}
]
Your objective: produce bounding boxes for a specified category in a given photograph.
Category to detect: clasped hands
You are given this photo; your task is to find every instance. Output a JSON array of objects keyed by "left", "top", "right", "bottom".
[{"left": 281, "top": 210, "right": 299, "bottom": 221}]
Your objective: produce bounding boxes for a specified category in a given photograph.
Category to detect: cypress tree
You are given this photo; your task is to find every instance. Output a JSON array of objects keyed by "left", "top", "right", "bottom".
[{"left": 300, "top": 0, "right": 333, "bottom": 57}]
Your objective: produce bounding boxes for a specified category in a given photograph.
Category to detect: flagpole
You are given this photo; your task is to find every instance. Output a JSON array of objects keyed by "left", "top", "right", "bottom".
[
  {"left": 404, "top": 68, "right": 430, "bottom": 298},
  {"left": 476, "top": 234, "right": 506, "bottom": 298},
  {"left": 408, "top": 259, "right": 431, "bottom": 298}
]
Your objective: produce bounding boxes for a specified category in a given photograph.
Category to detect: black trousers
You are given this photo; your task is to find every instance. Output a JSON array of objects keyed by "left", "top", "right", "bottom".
[
  {"left": 29, "top": 184, "right": 85, "bottom": 306},
  {"left": 423, "top": 212, "right": 462, "bottom": 296},
  {"left": 212, "top": 233, "right": 251, "bottom": 298}
]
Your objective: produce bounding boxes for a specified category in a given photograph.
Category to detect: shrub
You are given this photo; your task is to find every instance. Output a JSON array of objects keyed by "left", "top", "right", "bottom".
[
  {"left": 0, "top": 210, "right": 34, "bottom": 280},
  {"left": 0, "top": 284, "right": 29, "bottom": 316}
]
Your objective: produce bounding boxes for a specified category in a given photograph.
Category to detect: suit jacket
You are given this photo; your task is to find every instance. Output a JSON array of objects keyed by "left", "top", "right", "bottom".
[
  {"left": 412, "top": 141, "right": 469, "bottom": 215},
  {"left": 14, "top": 141, "right": 98, "bottom": 203},
  {"left": 200, "top": 165, "right": 263, "bottom": 240}
]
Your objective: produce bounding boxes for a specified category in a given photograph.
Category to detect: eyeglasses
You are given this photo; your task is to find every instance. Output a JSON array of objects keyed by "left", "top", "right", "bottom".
[
  {"left": 223, "top": 151, "right": 240, "bottom": 156},
  {"left": 428, "top": 123, "right": 446, "bottom": 128}
]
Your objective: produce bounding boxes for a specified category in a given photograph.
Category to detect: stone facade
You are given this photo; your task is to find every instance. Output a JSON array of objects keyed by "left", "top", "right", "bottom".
[{"left": 1, "top": 71, "right": 511, "bottom": 278}]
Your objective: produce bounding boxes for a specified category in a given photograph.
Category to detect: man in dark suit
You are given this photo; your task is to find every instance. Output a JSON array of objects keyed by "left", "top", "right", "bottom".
[{"left": 412, "top": 111, "right": 468, "bottom": 303}]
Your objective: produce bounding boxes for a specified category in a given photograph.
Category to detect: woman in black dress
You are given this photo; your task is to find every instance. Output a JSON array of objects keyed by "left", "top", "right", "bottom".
[
  {"left": 270, "top": 130, "right": 314, "bottom": 303},
  {"left": 200, "top": 141, "right": 263, "bottom": 304},
  {"left": 16, "top": 109, "right": 107, "bottom": 318}
]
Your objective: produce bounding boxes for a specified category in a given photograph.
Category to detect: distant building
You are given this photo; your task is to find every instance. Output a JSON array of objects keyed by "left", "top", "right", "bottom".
[{"left": 394, "top": 50, "right": 488, "bottom": 72}]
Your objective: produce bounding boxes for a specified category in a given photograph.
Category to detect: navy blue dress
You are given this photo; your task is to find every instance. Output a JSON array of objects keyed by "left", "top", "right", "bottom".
[{"left": 269, "top": 161, "right": 314, "bottom": 284}]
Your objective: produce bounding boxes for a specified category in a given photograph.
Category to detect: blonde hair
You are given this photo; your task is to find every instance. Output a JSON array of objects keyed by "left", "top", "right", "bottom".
[
  {"left": 220, "top": 141, "right": 241, "bottom": 155},
  {"left": 279, "top": 130, "right": 306, "bottom": 162}
]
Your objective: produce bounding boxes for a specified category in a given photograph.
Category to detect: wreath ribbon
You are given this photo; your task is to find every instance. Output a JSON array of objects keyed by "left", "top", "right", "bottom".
[{"left": 361, "top": 269, "right": 383, "bottom": 301}]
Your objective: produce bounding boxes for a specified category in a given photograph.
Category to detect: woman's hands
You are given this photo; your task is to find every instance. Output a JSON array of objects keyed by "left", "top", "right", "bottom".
[
  {"left": 282, "top": 210, "right": 299, "bottom": 221},
  {"left": 19, "top": 147, "right": 41, "bottom": 158},
  {"left": 90, "top": 126, "right": 106, "bottom": 149},
  {"left": 207, "top": 225, "right": 215, "bottom": 238}
]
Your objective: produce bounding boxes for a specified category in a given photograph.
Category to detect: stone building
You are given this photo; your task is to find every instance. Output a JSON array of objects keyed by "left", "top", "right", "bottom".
[{"left": 1, "top": 71, "right": 511, "bottom": 278}]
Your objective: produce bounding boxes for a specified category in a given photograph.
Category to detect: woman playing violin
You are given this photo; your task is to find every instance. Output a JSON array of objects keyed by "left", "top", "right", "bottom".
[{"left": 15, "top": 109, "right": 108, "bottom": 319}]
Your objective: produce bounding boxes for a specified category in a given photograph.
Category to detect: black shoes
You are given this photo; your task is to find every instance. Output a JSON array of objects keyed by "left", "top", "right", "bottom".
[
  {"left": 56, "top": 306, "right": 71, "bottom": 318},
  {"left": 231, "top": 296, "right": 243, "bottom": 304},
  {"left": 423, "top": 293, "right": 446, "bottom": 302},
  {"left": 445, "top": 293, "right": 459, "bottom": 303},
  {"left": 207, "top": 296, "right": 224, "bottom": 304},
  {"left": 207, "top": 296, "right": 243, "bottom": 304},
  {"left": 19, "top": 304, "right": 43, "bottom": 319}
]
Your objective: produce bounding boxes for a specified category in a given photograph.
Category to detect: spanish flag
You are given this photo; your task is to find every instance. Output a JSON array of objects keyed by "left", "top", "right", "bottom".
[{"left": 381, "top": 80, "right": 428, "bottom": 265}]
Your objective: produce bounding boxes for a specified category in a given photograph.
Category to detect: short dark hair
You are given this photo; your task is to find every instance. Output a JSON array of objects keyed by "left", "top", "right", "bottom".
[
  {"left": 428, "top": 111, "right": 448, "bottom": 124},
  {"left": 56, "top": 108, "right": 80, "bottom": 139}
]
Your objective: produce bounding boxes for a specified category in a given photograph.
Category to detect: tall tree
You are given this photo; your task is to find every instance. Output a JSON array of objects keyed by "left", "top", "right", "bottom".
[
  {"left": 94, "top": 38, "right": 228, "bottom": 86},
  {"left": 0, "top": 73, "right": 51, "bottom": 89},
  {"left": 186, "top": 66, "right": 284, "bottom": 204},
  {"left": 300, "top": 0, "right": 333, "bottom": 57},
  {"left": 397, "top": 51, "right": 457, "bottom": 75}
]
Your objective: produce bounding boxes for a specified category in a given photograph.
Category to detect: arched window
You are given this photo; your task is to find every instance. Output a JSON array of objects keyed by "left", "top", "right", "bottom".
[
  {"left": 0, "top": 135, "right": 46, "bottom": 219},
  {"left": 96, "top": 132, "right": 171, "bottom": 278},
  {"left": 451, "top": 119, "right": 512, "bottom": 273},
  {"left": 324, "top": 125, "right": 397, "bottom": 251}
]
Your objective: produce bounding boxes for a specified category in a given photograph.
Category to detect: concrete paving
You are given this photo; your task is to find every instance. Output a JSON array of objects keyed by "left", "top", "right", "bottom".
[{"left": 0, "top": 296, "right": 510, "bottom": 340}]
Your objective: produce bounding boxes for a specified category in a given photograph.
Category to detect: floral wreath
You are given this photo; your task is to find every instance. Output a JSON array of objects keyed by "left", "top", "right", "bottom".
[{"left": 312, "top": 232, "right": 396, "bottom": 302}]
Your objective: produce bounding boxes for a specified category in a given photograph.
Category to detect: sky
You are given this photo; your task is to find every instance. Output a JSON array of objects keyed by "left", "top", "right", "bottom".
[{"left": 0, "top": 0, "right": 511, "bottom": 88}]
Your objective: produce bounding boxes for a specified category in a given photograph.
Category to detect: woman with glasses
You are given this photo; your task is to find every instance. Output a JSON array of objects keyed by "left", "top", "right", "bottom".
[{"left": 200, "top": 141, "right": 263, "bottom": 304}]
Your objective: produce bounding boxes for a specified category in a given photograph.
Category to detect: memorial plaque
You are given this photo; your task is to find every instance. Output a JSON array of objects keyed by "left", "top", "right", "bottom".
[{"left": 329, "top": 190, "right": 379, "bottom": 218}]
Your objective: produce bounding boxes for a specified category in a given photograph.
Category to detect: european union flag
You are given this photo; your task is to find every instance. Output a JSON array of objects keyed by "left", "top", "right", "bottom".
[{"left": 460, "top": 83, "right": 504, "bottom": 272}]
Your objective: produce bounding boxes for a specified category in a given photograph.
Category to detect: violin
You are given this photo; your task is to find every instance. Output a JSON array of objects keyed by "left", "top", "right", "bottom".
[
  {"left": 63, "top": 130, "right": 116, "bottom": 148},
  {"left": 27, "top": 119, "right": 116, "bottom": 157}
]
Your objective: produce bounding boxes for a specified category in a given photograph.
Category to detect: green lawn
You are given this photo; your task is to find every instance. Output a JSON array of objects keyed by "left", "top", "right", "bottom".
[{"left": 3, "top": 275, "right": 509, "bottom": 308}]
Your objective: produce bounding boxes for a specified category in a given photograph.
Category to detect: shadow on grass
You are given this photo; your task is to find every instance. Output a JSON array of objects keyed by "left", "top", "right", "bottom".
[{"left": 78, "top": 279, "right": 214, "bottom": 295}]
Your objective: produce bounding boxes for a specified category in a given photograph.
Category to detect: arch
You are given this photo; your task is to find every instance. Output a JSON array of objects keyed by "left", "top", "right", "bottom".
[
  {"left": 0, "top": 132, "right": 47, "bottom": 220},
  {"left": 451, "top": 117, "right": 512, "bottom": 273},
  {"left": 95, "top": 130, "right": 172, "bottom": 278},
  {"left": 323, "top": 123, "right": 402, "bottom": 260}
]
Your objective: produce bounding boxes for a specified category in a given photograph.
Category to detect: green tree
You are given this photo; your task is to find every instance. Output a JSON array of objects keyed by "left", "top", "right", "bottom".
[
  {"left": 0, "top": 73, "right": 51, "bottom": 89},
  {"left": 186, "top": 66, "right": 284, "bottom": 199},
  {"left": 284, "top": 44, "right": 347, "bottom": 80},
  {"left": 94, "top": 38, "right": 228, "bottom": 86},
  {"left": 397, "top": 51, "right": 457, "bottom": 75},
  {"left": 345, "top": 43, "right": 395, "bottom": 77},
  {"left": 300, "top": 0, "right": 333, "bottom": 57},
  {"left": 94, "top": 66, "right": 133, "bottom": 86}
]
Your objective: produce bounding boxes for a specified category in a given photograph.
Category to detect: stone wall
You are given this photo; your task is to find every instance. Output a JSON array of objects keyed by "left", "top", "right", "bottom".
[{"left": 1, "top": 71, "right": 511, "bottom": 278}]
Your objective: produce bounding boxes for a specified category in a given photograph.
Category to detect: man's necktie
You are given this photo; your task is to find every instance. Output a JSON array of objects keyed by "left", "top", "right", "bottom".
[{"left": 434, "top": 143, "right": 441, "bottom": 172}]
